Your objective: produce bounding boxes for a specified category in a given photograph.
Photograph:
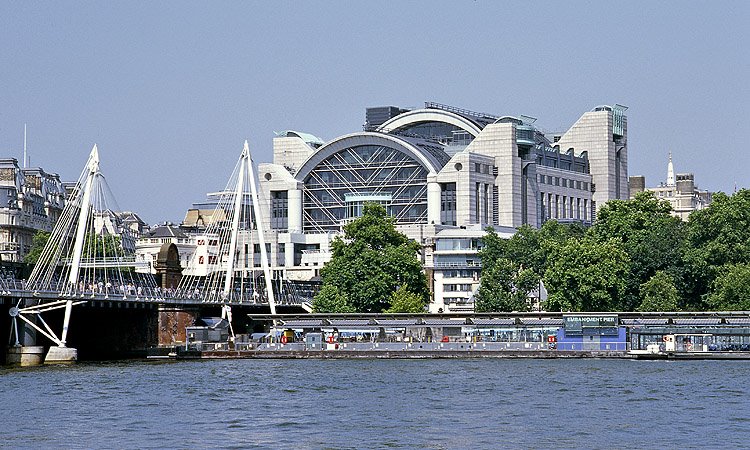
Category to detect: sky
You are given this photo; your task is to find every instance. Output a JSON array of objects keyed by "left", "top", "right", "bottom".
[{"left": 1, "top": 1, "right": 748, "bottom": 225}]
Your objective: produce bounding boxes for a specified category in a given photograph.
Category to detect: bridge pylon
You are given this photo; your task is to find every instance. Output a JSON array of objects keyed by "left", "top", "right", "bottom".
[
  {"left": 10, "top": 145, "right": 161, "bottom": 364},
  {"left": 177, "top": 141, "right": 279, "bottom": 338}
]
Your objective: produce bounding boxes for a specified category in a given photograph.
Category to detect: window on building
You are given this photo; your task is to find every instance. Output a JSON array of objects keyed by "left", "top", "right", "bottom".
[
  {"left": 475, "top": 182, "right": 481, "bottom": 224},
  {"left": 482, "top": 184, "right": 490, "bottom": 224},
  {"left": 440, "top": 183, "right": 457, "bottom": 226},
  {"left": 271, "top": 191, "right": 288, "bottom": 230}
]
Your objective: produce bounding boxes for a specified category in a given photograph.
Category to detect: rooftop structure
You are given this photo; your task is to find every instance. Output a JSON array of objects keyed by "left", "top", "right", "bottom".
[{"left": 629, "top": 153, "right": 712, "bottom": 220}]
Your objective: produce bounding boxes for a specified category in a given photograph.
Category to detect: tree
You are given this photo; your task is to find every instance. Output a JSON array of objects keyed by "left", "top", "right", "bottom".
[
  {"left": 385, "top": 285, "right": 427, "bottom": 313},
  {"left": 24, "top": 231, "right": 51, "bottom": 264},
  {"left": 475, "top": 258, "right": 538, "bottom": 312},
  {"left": 317, "top": 203, "right": 429, "bottom": 313},
  {"left": 638, "top": 271, "right": 679, "bottom": 312},
  {"left": 478, "top": 221, "right": 588, "bottom": 313},
  {"left": 84, "top": 232, "right": 124, "bottom": 258},
  {"left": 479, "top": 220, "right": 582, "bottom": 283},
  {"left": 682, "top": 190, "right": 750, "bottom": 308},
  {"left": 591, "top": 192, "right": 684, "bottom": 311},
  {"left": 706, "top": 264, "right": 750, "bottom": 311},
  {"left": 544, "top": 237, "right": 630, "bottom": 312},
  {"left": 537, "top": 220, "right": 587, "bottom": 262},
  {"left": 312, "top": 285, "right": 356, "bottom": 313}
]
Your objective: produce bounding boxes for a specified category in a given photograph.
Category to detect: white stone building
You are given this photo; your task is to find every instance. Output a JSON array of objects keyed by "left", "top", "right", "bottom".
[
  {"left": 629, "top": 153, "right": 712, "bottom": 220},
  {"left": 0, "top": 158, "right": 65, "bottom": 263}
]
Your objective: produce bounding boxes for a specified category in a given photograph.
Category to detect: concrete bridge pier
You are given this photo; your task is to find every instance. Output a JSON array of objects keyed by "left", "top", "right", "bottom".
[
  {"left": 6, "top": 345, "right": 45, "bottom": 366},
  {"left": 5, "top": 299, "right": 46, "bottom": 366},
  {"left": 44, "top": 300, "right": 78, "bottom": 364},
  {"left": 44, "top": 346, "right": 78, "bottom": 363}
]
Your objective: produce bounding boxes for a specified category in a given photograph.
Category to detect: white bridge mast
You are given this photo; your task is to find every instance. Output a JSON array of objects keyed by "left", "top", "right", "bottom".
[
  {"left": 68, "top": 145, "right": 99, "bottom": 284},
  {"left": 222, "top": 146, "right": 246, "bottom": 299},
  {"left": 245, "top": 140, "right": 278, "bottom": 316}
]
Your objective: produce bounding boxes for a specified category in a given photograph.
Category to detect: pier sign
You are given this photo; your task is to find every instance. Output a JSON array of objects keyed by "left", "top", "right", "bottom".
[{"left": 563, "top": 315, "right": 619, "bottom": 336}]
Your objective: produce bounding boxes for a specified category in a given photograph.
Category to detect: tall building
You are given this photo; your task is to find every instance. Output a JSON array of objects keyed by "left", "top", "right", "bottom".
[
  {"left": 177, "top": 102, "right": 629, "bottom": 311},
  {"left": 629, "top": 153, "right": 712, "bottom": 220}
]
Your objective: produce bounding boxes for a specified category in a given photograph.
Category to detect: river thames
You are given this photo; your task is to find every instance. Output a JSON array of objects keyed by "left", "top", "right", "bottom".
[{"left": 2, "top": 358, "right": 750, "bottom": 449}]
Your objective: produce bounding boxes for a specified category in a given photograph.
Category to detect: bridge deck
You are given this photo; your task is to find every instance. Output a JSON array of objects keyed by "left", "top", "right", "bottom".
[{"left": 0, "top": 279, "right": 302, "bottom": 307}]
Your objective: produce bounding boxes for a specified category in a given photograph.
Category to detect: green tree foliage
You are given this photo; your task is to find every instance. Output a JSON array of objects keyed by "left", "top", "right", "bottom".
[
  {"left": 314, "top": 203, "right": 429, "bottom": 313},
  {"left": 638, "top": 271, "right": 679, "bottom": 312},
  {"left": 591, "top": 192, "right": 684, "bottom": 311},
  {"left": 312, "top": 285, "right": 356, "bottom": 313},
  {"left": 682, "top": 190, "right": 750, "bottom": 308},
  {"left": 24, "top": 231, "right": 51, "bottom": 264},
  {"left": 478, "top": 222, "right": 587, "bottom": 312},
  {"left": 475, "top": 258, "right": 538, "bottom": 312},
  {"left": 385, "top": 284, "right": 427, "bottom": 313},
  {"left": 480, "top": 221, "right": 583, "bottom": 279},
  {"left": 706, "top": 264, "right": 750, "bottom": 311},
  {"left": 544, "top": 237, "right": 630, "bottom": 312},
  {"left": 475, "top": 190, "right": 750, "bottom": 313},
  {"left": 83, "top": 233, "right": 123, "bottom": 258}
]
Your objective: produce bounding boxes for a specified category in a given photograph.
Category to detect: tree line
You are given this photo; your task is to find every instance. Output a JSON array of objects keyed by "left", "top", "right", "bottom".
[
  {"left": 476, "top": 190, "right": 750, "bottom": 312},
  {"left": 314, "top": 190, "right": 750, "bottom": 313}
]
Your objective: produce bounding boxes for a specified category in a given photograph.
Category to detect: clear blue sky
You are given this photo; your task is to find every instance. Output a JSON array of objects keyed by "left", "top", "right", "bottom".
[{"left": 1, "top": 1, "right": 748, "bottom": 224}]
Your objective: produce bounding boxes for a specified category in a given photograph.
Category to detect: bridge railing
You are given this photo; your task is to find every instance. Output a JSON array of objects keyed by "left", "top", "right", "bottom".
[
  {"left": 59, "top": 256, "right": 150, "bottom": 270},
  {"left": 1, "top": 278, "right": 303, "bottom": 306}
]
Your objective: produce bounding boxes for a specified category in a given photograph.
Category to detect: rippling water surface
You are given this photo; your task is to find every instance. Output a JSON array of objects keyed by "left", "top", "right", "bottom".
[{"left": 2, "top": 358, "right": 750, "bottom": 449}]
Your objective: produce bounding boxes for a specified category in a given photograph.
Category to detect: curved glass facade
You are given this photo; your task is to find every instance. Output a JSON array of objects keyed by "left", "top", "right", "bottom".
[
  {"left": 394, "top": 121, "right": 474, "bottom": 146},
  {"left": 303, "top": 144, "right": 429, "bottom": 232}
]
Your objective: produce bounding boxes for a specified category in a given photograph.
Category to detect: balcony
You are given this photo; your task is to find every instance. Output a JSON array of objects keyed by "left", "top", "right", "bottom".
[{"left": 432, "top": 261, "right": 481, "bottom": 268}]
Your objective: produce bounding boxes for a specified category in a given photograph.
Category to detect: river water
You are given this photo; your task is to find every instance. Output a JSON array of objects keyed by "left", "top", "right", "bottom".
[{"left": 2, "top": 358, "right": 750, "bottom": 449}]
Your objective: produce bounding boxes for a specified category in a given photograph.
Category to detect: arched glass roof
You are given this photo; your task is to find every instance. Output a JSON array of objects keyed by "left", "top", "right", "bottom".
[{"left": 296, "top": 132, "right": 443, "bottom": 232}]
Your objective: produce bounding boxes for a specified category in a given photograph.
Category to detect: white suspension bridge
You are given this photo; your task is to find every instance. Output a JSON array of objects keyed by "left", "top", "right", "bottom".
[{"left": 6, "top": 141, "right": 300, "bottom": 363}]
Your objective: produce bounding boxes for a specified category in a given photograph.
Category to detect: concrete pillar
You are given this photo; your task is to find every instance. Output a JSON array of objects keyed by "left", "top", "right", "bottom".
[
  {"left": 285, "top": 242, "right": 295, "bottom": 268},
  {"left": 6, "top": 345, "right": 45, "bottom": 366},
  {"left": 45, "top": 347, "right": 77, "bottom": 363},
  {"left": 288, "top": 188, "right": 303, "bottom": 233},
  {"left": 6, "top": 300, "right": 47, "bottom": 366},
  {"left": 427, "top": 177, "right": 441, "bottom": 225}
]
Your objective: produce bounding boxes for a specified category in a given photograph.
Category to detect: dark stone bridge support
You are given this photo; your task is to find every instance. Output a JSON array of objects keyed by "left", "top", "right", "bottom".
[
  {"left": 155, "top": 243, "right": 182, "bottom": 290},
  {"left": 158, "top": 306, "right": 198, "bottom": 346}
]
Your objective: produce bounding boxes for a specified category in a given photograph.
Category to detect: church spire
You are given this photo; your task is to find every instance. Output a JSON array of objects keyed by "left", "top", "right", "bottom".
[{"left": 667, "top": 152, "right": 675, "bottom": 186}]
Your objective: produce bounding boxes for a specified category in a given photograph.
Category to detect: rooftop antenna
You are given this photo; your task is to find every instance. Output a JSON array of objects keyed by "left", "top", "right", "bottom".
[{"left": 23, "top": 124, "right": 27, "bottom": 168}]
